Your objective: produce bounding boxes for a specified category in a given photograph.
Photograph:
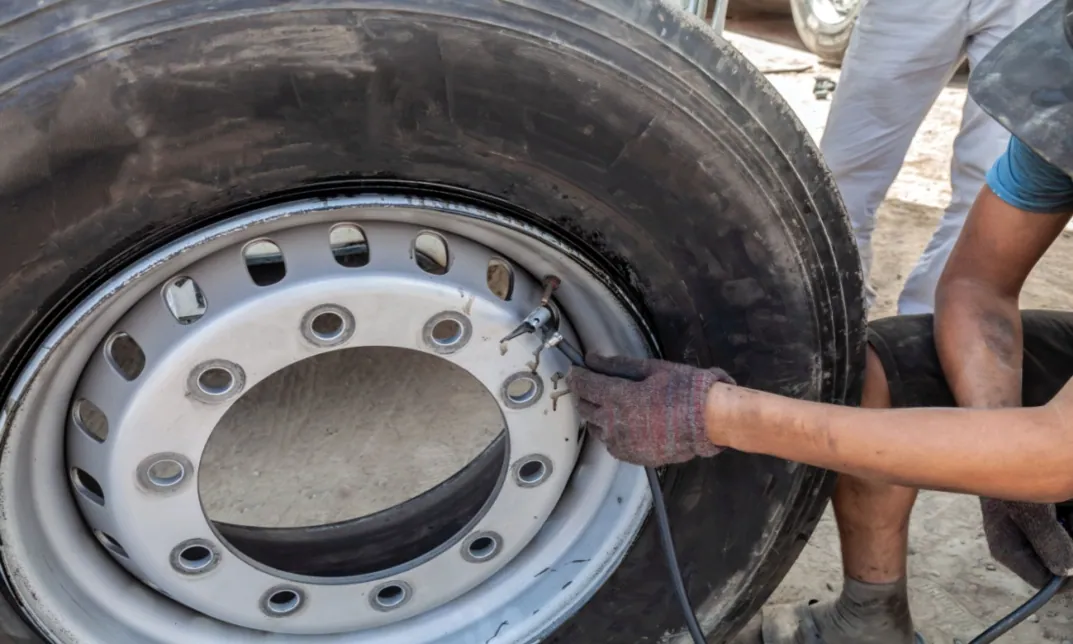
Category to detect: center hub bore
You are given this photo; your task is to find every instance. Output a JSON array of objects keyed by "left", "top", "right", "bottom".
[
  {"left": 64, "top": 220, "right": 583, "bottom": 634},
  {"left": 199, "top": 345, "right": 509, "bottom": 578}
]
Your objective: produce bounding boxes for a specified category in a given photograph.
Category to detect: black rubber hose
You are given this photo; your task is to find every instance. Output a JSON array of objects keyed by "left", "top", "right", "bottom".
[
  {"left": 968, "top": 574, "right": 1068, "bottom": 644},
  {"left": 561, "top": 340, "right": 706, "bottom": 643},
  {"left": 646, "top": 466, "right": 708, "bottom": 643}
]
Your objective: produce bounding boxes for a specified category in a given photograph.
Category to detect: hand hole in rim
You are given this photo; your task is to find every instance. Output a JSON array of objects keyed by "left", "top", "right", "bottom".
[
  {"left": 263, "top": 588, "right": 303, "bottom": 616},
  {"left": 486, "top": 258, "right": 514, "bottom": 301},
  {"left": 243, "top": 240, "right": 287, "bottom": 286},
  {"left": 72, "top": 398, "right": 108, "bottom": 443},
  {"left": 329, "top": 224, "right": 370, "bottom": 268},
  {"left": 94, "top": 530, "right": 129, "bottom": 559},
  {"left": 413, "top": 232, "right": 450, "bottom": 275},
  {"left": 162, "top": 276, "right": 208, "bottom": 325},
  {"left": 310, "top": 311, "right": 346, "bottom": 341},
  {"left": 197, "top": 367, "right": 235, "bottom": 396},
  {"left": 70, "top": 468, "right": 104, "bottom": 506},
  {"left": 105, "top": 332, "right": 146, "bottom": 381},
  {"left": 146, "top": 459, "right": 185, "bottom": 488}
]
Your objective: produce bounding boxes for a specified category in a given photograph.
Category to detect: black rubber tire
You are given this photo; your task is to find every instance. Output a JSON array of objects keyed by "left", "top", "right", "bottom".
[
  {"left": 790, "top": 0, "right": 861, "bottom": 64},
  {"left": 0, "top": 1, "right": 865, "bottom": 642}
]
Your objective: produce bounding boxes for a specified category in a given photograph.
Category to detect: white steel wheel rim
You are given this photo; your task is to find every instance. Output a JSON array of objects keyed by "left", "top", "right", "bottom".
[{"left": 0, "top": 194, "right": 653, "bottom": 643}]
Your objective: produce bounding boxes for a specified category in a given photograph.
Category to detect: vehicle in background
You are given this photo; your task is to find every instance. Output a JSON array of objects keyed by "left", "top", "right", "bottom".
[{"left": 681, "top": 0, "right": 861, "bottom": 63}]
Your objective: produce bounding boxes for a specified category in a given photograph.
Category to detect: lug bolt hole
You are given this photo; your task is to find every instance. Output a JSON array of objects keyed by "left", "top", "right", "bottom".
[
  {"left": 506, "top": 378, "right": 537, "bottom": 404},
  {"left": 377, "top": 585, "right": 405, "bottom": 607},
  {"left": 431, "top": 319, "right": 464, "bottom": 346},
  {"left": 171, "top": 540, "right": 219, "bottom": 575},
  {"left": 422, "top": 312, "right": 471, "bottom": 354},
  {"left": 514, "top": 455, "right": 552, "bottom": 488},
  {"left": 188, "top": 361, "right": 245, "bottom": 403},
  {"left": 147, "top": 459, "right": 185, "bottom": 488},
  {"left": 462, "top": 531, "right": 502, "bottom": 563},
  {"left": 179, "top": 546, "right": 213, "bottom": 571},
  {"left": 469, "top": 537, "right": 497, "bottom": 559},
  {"left": 371, "top": 581, "right": 412, "bottom": 611},
  {"left": 197, "top": 368, "right": 234, "bottom": 396},
  {"left": 502, "top": 372, "right": 543, "bottom": 409},
  {"left": 519, "top": 461, "right": 544, "bottom": 481},
  {"left": 262, "top": 587, "right": 304, "bottom": 617},
  {"left": 301, "top": 305, "right": 355, "bottom": 347},
  {"left": 310, "top": 311, "right": 345, "bottom": 341}
]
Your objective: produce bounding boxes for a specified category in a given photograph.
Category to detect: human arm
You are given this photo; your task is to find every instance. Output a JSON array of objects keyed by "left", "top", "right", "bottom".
[
  {"left": 567, "top": 351, "right": 1073, "bottom": 502},
  {"left": 707, "top": 379, "right": 1073, "bottom": 503},
  {"left": 934, "top": 138, "right": 1073, "bottom": 410},
  {"left": 706, "top": 137, "right": 1073, "bottom": 502}
]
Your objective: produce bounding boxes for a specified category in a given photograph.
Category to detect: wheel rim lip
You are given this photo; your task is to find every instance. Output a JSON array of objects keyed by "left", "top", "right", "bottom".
[
  {"left": 67, "top": 219, "right": 583, "bottom": 633},
  {"left": 0, "top": 193, "right": 654, "bottom": 643}
]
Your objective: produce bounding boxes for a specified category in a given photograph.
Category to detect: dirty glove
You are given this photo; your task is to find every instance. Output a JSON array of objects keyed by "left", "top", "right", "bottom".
[
  {"left": 981, "top": 498, "right": 1073, "bottom": 589},
  {"left": 565, "top": 353, "right": 734, "bottom": 468}
]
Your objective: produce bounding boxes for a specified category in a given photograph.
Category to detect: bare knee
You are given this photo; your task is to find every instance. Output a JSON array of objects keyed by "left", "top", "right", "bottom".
[{"left": 861, "top": 344, "right": 892, "bottom": 409}]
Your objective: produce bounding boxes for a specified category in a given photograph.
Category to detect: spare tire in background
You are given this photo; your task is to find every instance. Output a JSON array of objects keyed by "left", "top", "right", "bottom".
[{"left": 0, "top": 1, "right": 864, "bottom": 643}]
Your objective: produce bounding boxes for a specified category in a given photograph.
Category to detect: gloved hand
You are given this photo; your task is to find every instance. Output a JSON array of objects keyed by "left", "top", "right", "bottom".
[
  {"left": 565, "top": 353, "right": 735, "bottom": 468},
  {"left": 981, "top": 498, "right": 1073, "bottom": 589}
]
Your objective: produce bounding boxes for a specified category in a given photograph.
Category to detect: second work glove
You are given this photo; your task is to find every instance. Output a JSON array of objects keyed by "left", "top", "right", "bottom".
[
  {"left": 565, "top": 353, "right": 734, "bottom": 468},
  {"left": 981, "top": 498, "right": 1073, "bottom": 590}
]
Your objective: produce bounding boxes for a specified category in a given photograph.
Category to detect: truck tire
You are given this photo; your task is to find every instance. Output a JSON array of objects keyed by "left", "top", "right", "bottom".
[
  {"left": 0, "top": 1, "right": 864, "bottom": 642},
  {"left": 790, "top": 0, "right": 862, "bottom": 64}
]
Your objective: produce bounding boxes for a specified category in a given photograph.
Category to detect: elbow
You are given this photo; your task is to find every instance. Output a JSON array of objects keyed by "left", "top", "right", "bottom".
[{"left": 935, "top": 274, "right": 1010, "bottom": 314}]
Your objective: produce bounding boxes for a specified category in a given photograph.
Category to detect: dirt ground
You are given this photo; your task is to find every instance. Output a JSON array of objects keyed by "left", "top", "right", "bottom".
[{"left": 725, "top": 18, "right": 1073, "bottom": 644}]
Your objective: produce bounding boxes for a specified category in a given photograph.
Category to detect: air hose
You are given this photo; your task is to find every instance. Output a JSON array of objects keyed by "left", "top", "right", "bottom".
[
  {"left": 645, "top": 466, "right": 708, "bottom": 643},
  {"left": 500, "top": 278, "right": 706, "bottom": 642},
  {"left": 968, "top": 574, "right": 1068, "bottom": 644},
  {"left": 546, "top": 335, "right": 708, "bottom": 642},
  {"left": 556, "top": 346, "right": 708, "bottom": 642},
  {"left": 970, "top": 505, "right": 1072, "bottom": 643}
]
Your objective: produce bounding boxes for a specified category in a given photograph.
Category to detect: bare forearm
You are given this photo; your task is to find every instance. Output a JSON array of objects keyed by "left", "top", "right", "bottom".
[
  {"left": 934, "top": 279, "right": 1022, "bottom": 408},
  {"left": 707, "top": 384, "right": 1073, "bottom": 502}
]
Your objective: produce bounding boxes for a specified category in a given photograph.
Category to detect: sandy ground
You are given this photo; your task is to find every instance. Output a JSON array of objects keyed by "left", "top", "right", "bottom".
[{"left": 725, "top": 18, "right": 1073, "bottom": 644}]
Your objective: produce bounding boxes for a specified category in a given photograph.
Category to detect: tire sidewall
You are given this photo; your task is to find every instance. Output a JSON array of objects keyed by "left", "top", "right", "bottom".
[{"left": 0, "top": 1, "right": 863, "bottom": 642}]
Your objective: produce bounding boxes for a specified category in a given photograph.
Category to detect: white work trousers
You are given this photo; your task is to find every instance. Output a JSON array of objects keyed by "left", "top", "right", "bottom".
[{"left": 820, "top": 0, "right": 1048, "bottom": 315}]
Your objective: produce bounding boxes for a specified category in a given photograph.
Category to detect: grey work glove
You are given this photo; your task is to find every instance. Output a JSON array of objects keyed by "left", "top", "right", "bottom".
[
  {"left": 981, "top": 498, "right": 1073, "bottom": 589},
  {"left": 565, "top": 353, "right": 734, "bottom": 468}
]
